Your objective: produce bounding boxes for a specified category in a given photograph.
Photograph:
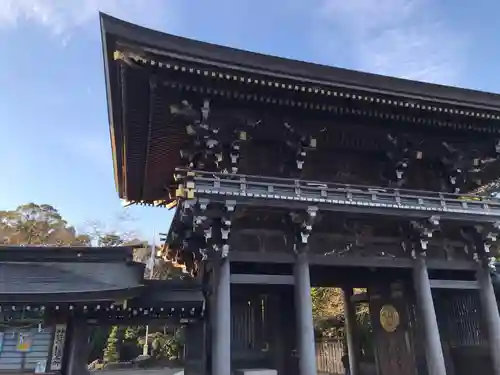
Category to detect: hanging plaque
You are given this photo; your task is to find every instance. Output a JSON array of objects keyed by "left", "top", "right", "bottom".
[
  {"left": 379, "top": 304, "right": 400, "bottom": 332},
  {"left": 50, "top": 324, "right": 67, "bottom": 371}
]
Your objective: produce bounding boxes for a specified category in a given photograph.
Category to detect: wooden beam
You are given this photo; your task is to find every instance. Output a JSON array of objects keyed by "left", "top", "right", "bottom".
[
  {"left": 228, "top": 251, "right": 476, "bottom": 271},
  {"left": 351, "top": 292, "right": 369, "bottom": 303},
  {"left": 228, "top": 251, "right": 294, "bottom": 263},
  {"left": 429, "top": 279, "right": 480, "bottom": 290},
  {"left": 308, "top": 254, "right": 412, "bottom": 268},
  {"left": 309, "top": 254, "right": 476, "bottom": 270},
  {"left": 426, "top": 259, "right": 476, "bottom": 271},
  {"left": 236, "top": 228, "right": 466, "bottom": 248},
  {"left": 230, "top": 273, "right": 294, "bottom": 285}
]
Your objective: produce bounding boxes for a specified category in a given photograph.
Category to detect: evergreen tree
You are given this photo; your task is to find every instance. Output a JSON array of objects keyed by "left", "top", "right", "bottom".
[
  {"left": 124, "top": 326, "right": 139, "bottom": 340},
  {"left": 122, "top": 326, "right": 141, "bottom": 361},
  {"left": 103, "top": 326, "right": 123, "bottom": 363}
]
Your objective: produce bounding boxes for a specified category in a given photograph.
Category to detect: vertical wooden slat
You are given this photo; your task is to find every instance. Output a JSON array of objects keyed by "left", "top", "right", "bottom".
[
  {"left": 315, "top": 339, "right": 345, "bottom": 375},
  {"left": 436, "top": 290, "right": 485, "bottom": 348},
  {"left": 434, "top": 289, "right": 492, "bottom": 375}
]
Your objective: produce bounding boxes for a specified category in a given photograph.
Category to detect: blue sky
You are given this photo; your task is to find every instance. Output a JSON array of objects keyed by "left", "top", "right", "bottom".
[{"left": 0, "top": 0, "right": 499, "bottom": 241}]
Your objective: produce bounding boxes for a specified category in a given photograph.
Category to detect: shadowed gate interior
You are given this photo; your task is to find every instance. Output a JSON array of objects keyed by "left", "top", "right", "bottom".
[
  {"left": 434, "top": 289, "right": 493, "bottom": 375},
  {"left": 368, "top": 282, "right": 420, "bottom": 375},
  {"left": 198, "top": 264, "right": 494, "bottom": 375},
  {"left": 230, "top": 285, "right": 297, "bottom": 373}
]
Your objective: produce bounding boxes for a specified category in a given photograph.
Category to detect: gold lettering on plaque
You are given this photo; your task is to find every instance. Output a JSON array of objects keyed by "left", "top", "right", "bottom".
[{"left": 380, "top": 304, "right": 400, "bottom": 332}]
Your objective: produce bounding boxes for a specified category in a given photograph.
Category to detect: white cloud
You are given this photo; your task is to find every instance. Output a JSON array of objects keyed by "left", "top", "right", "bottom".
[
  {"left": 315, "top": 0, "right": 466, "bottom": 84},
  {"left": 0, "top": 0, "right": 176, "bottom": 37}
]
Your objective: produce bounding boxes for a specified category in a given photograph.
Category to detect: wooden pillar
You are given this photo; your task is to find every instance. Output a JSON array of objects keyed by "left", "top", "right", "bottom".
[
  {"left": 477, "top": 263, "right": 500, "bottom": 375},
  {"left": 66, "top": 319, "right": 90, "bottom": 375},
  {"left": 413, "top": 256, "right": 447, "bottom": 375},
  {"left": 282, "top": 287, "right": 299, "bottom": 375},
  {"left": 211, "top": 258, "right": 231, "bottom": 375},
  {"left": 343, "top": 287, "right": 361, "bottom": 375},
  {"left": 185, "top": 321, "right": 205, "bottom": 375},
  {"left": 294, "top": 252, "right": 317, "bottom": 375}
]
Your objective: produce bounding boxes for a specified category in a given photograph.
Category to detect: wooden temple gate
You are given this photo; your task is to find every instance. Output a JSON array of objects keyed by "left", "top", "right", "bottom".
[
  {"left": 8, "top": 9, "right": 500, "bottom": 375},
  {"left": 100, "top": 13, "right": 500, "bottom": 375}
]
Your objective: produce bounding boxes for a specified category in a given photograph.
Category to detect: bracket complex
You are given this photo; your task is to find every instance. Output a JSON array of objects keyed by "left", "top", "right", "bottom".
[
  {"left": 174, "top": 171, "right": 197, "bottom": 200},
  {"left": 176, "top": 99, "right": 250, "bottom": 174},
  {"left": 192, "top": 198, "right": 237, "bottom": 260},
  {"left": 403, "top": 215, "right": 441, "bottom": 259},
  {"left": 160, "top": 202, "right": 199, "bottom": 277},
  {"left": 461, "top": 222, "right": 500, "bottom": 264},
  {"left": 385, "top": 133, "right": 423, "bottom": 187},
  {"left": 219, "top": 200, "right": 236, "bottom": 258},
  {"left": 175, "top": 99, "right": 222, "bottom": 172},
  {"left": 290, "top": 206, "right": 319, "bottom": 254},
  {"left": 160, "top": 198, "right": 238, "bottom": 276},
  {"left": 440, "top": 141, "right": 478, "bottom": 194},
  {"left": 283, "top": 122, "right": 316, "bottom": 173}
]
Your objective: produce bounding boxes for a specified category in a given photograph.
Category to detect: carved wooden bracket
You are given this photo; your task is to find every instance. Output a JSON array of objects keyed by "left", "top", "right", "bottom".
[
  {"left": 385, "top": 133, "right": 424, "bottom": 188},
  {"left": 288, "top": 206, "right": 319, "bottom": 254},
  {"left": 460, "top": 222, "right": 500, "bottom": 264},
  {"left": 282, "top": 121, "right": 316, "bottom": 174},
  {"left": 401, "top": 215, "right": 441, "bottom": 259}
]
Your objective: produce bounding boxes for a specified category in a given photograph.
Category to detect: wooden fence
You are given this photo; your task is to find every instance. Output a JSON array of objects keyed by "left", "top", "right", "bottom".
[{"left": 315, "top": 339, "right": 345, "bottom": 375}]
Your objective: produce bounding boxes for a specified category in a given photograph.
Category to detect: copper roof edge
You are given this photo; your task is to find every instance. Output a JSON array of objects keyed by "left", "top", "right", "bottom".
[
  {"left": 0, "top": 245, "right": 134, "bottom": 262},
  {"left": 99, "top": 12, "right": 500, "bottom": 111}
]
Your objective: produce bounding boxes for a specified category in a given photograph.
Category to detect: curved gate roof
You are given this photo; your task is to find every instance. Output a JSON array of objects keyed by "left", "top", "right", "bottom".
[{"left": 100, "top": 13, "right": 500, "bottom": 203}]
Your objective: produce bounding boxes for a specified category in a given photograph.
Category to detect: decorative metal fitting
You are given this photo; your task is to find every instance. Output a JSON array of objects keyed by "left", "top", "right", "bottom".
[
  {"left": 307, "top": 206, "right": 319, "bottom": 219},
  {"left": 221, "top": 244, "right": 230, "bottom": 258},
  {"left": 199, "top": 198, "right": 210, "bottom": 211},
  {"left": 201, "top": 99, "right": 210, "bottom": 121},
  {"left": 225, "top": 200, "right": 237, "bottom": 212},
  {"left": 204, "top": 227, "right": 212, "bottom": 241},
  {"left": 221, "top": 227, "right": 231, "bottom": 241},
  {"left": 300, "top": 231, "right": 310, "bottom": 244}
]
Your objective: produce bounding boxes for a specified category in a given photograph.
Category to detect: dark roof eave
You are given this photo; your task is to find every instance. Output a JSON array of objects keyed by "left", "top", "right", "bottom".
[
  {"left": 0, "top": 286, "right": 144, "bottom": 303},
  {"left": 99, "top": 13, "right": 500, "bottom": 112},
  {"left": 100, "top": 13, "right": 125, "bottom": 199},
  {"left": 0, "top": 246, "right": 134, "bottom": 262}
]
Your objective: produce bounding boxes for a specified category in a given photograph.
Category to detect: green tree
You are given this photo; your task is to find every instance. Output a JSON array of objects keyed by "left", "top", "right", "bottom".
[
  {"left": 0, "top": 203, "right": 90, "bottom": 245},
  {"left": 311, "top": 287, "right": 370, "bottom": 338},
  {"left": 103, "top": 326, "right": 125, "bottom": 363},
  {"left": 124, "top": 326, "right": 140, "bottom": 340},
  {"left": 147, "top": 330, "right": 183, "bottom": 360},
  {"left": 99, "top": 233, "right": 124, "bottom": 247},
  {"left": 311, "top": 287, "right": 344, "bottom": 321},
  {"left": 121, "top": 326, "right": 141, "bottom": 361}
]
